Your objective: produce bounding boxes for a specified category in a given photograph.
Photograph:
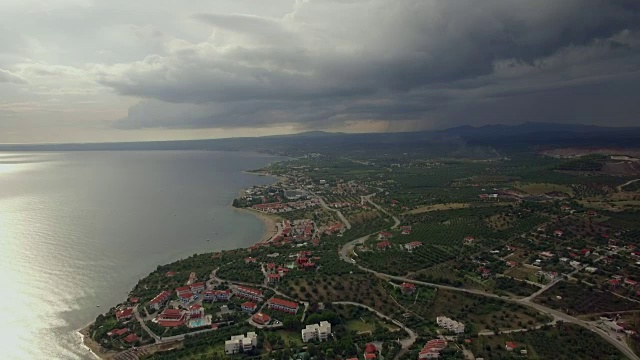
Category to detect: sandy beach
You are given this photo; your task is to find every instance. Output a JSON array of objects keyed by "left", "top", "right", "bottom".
[
  {"left": 79, "top": 323, "right": 116, "bottom": 360},
  {"left": 231, "top": 205, "right": 281, "bottom": 243}
]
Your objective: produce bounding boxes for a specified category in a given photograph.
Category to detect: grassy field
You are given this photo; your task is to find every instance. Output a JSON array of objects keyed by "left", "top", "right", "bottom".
[
  {"left": 404, "top": 202, "right": 471, "bottom": 214},
  {"left": 515, "top": 182, "right": 574, "bottom": 196},
  {"left": 274, "top": 330, "right": 304, "bottom": 347}
]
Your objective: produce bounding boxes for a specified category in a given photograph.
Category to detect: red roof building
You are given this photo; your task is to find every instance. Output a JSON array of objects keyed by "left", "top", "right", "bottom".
[
  {"left": 115, "top": 308, "right": 134, "bottom": 321},
  {"left": 267, "top": 274, "right": 281, "bottom": 283},
  {"left": 400, "top": 282, "right": 416, "bottom": 295},
  {"left": 165, "top": 271, "right": 176, "bottom": 277},
  {"left": 149, "top": 290, "right": 172, "bottom": 310},
  {"left": 365, "top": 343, "right": 377, "bottom": 354},
  {"left": 241, "top": 301, "right": 258, "bottom": 313},
  {"left": 377, "top": 240, "right": 392, "bottom": 250},
  {"left": 123, "top": 333, "right": 139, "bottom": 344},
  {"left": 252, "top": 312, "right": 271, "bottom": 325},
  {"left": 505, "top": 342, "right": 518, "bottom": 351},
  {"left": 175, "top": 286, "right": 191, "bottom": 295},
  {"left": 235, "top": 285, "right": 264, "bottom": 301},
  {"left": 404, "top": 241, "right": 422, "bottom": 251},
  {"left": 107, "top": 328, "right": 128, "bottom": 337},
  {"left": 157, "top": 308, "right": 186, "bottom": 327},
  {"left": 268, "top": 297, "right": 299, "bottom": 314}
]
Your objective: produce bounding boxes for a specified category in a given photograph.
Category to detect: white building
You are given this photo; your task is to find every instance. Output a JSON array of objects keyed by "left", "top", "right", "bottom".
[
  {"left": 301, "top": 321, "right": 332, "bottom": 342},
  {"left": 224, "top": 332, "right": 258, "bottom": 354},
  {"left": 436, "top": 316, "right": 465, "bottom": 334}
]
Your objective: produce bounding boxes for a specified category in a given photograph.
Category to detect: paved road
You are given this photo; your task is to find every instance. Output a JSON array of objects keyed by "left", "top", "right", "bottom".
[
  {"left": 363, "top": 194, "right": 400, "bottom": 228},
  {"left": 617, "top": 178, "right": 640, "bottom": 191},
  {"left": 338, "top": 229, "right": 640, "bottom": 359},
  {"left": 314, "top": 193, "right": 352, "bottom": 229},
  {"left": 332, "top": 301, "right": 416, "bottom": 351}
]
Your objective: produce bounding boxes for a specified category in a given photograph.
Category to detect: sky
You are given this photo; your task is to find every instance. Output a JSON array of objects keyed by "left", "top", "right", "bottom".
[{"left": 1, "top": 0, "right": 639, "bottom": 143}]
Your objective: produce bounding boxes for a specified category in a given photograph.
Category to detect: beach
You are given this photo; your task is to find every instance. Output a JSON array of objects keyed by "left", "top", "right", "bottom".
[
  {"left": 79, "top": 324, "right": 116, "bottom": 360},
  {"left": 231, "top": 205, "right": 281, "bottom": 243}
]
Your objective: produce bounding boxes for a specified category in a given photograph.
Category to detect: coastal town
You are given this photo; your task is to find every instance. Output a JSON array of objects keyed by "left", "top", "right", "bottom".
[{"left": 85, "top": 149, "right": 640, "bottom": 360}]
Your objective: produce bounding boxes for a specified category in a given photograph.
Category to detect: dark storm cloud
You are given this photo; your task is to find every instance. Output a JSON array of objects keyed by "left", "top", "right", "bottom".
[{"left": 104, "top": 0, "right": 640, "bottom": 130}]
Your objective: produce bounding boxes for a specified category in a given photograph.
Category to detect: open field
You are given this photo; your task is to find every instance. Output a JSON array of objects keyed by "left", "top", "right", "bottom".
[
  {"left": 404, "top": 202, "right": 470, "bottom": 214},
  {"left": 514, "top": 182, "right": 574, "bottom": 196}
]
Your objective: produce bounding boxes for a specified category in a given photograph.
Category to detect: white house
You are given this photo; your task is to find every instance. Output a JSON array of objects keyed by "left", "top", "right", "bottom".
[
  {"left": 436, "top": 316, "right": 465, "bottom": 334},
  {"left": 224, "top": 332, "right": 258, "bottom": 354},
  {"left": 301, "top": 321, "right": 332, "bottom": 342}
]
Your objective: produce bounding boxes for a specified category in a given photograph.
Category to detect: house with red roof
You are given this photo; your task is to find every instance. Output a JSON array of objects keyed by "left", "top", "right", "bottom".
[
  {"left": 268, "top": 274, "right": 281, "bottom": 283},
  {"left": 418, "top": 339, "right": 447, "bottom": 359},
  {"left": 505, "top": 342, "right": 518, "bottom": 351},
  {"left": 624, "top": 278, "right": 638, "bottom": 288},
  {"left": 400, "top": 226, "right": 412, "bottom": 235},
  {"left": 190, "top": 282, "right": 205, "bottom": 294},
  {"left": 404, "top": 241, "right": 423, "bottom": 251},
  {"left": 268, "top": 297, "right": 299, "bottom": 314},
  {"left": 554, "top": 230, "right": 564, "bottom": 237},
  {"left": 115, "top": 308, "right": 134, "bottom": 322},
  {"left": 364, "top": 343, "right": 378, "bottom": 359},
  {"left": 203, "top": 289, "right": 232, "bottom": 302},
  {"left": 608, "top": 279, "right": 621, "bottom": 287},
  {"left": 252, "top": 312, "right": 271, "bottom": 325},
  {"left": 241, "top": 301, "right": 258, "bottom": 313},
  {"left": 267, "top": 263, "right": 276, "bottom": 272},
  {"left": 378, "top": 231, "right": 393, "bottom": 240},
  {"left": 234, "top": 286, "right": 264, "bottom": 302},
  {"left": 157, "top": 308, "right": 186, "bottom": 327},
  {"left": 178, "top": 291, "right": 195, "bottom": 304},
  {"left": 149, "top": 290, "right": 172, "bottom": 311},
  {"left": 123, "top": 333, "right": 139, "bottom": 344},
  {"left": 400, "top": 282, "right": 416, "bottom": 295},
  {"left": 107, "top": 328, "right": 128, "bottom": 337},
  {"left": 377, "top": 240, "right": 392, "bottom": 250},
  {"left": 463, "top": 236, "right": 475, "bottom": 244},
  {"left": 165, "top": 271, "right": 176, "bottom": 277},
  {"left": 129, "top": 297, "right": 139, "bottom": 304},
  {"left": 175, "top": 286, "right": 191, "bottom": 296}
]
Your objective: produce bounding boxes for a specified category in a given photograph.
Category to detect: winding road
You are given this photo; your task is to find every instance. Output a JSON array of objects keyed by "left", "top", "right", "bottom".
[{"left": 338, "top": 200, "right": 640, "bottom": 360}]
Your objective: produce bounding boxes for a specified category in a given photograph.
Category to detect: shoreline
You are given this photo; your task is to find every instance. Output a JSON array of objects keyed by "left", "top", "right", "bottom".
[
  {"left": 76, "top": 166, "right": 286, "bottom": 359},
  {"left": 78, "top": 323, "right": 116, "bottom": 360},
  {"left": 231, "top": 205, "right": 281, "bottom": 244}
]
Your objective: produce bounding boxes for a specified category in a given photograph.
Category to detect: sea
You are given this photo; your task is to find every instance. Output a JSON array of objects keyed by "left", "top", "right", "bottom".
[{"left": 0, "top": 150, "right": 284, "bottom": 359}]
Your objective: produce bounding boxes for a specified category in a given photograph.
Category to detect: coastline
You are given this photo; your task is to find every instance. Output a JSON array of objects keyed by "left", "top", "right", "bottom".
[
  {"left": 77, "top": 165, "right": 285, "bottom": 359},
  {"left": 231, "top": 205, "right": 281, "bottom": 244},
  {"left": 79, "top": 323, "right": 115, "bottom": 360}
]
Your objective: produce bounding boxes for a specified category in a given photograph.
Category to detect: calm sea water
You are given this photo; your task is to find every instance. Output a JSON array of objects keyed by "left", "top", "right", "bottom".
[{"left": 0, "top": 151, "right": 282, "bottom": 359}]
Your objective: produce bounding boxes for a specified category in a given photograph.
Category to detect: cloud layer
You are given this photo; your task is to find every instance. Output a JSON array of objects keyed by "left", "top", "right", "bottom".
[{"left": 1, "top": 0, "right": 640, "bottom": 142}]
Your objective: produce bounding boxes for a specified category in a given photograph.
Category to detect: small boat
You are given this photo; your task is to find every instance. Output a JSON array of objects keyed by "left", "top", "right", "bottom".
[{"left": 96, "top": 305, "right": 100, "bottom": 307}]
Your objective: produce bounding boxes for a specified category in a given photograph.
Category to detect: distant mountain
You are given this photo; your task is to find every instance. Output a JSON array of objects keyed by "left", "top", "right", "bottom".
[{"left": 1, "top": 122, "right": 640, "bottom": 155}]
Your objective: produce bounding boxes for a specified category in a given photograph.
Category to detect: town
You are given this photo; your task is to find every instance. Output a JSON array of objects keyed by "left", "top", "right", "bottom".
[{"left": 87, "top": 147, "right": 640, "bottom": 360}]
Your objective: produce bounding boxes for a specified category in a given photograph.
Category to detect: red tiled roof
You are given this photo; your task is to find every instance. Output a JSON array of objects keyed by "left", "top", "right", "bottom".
[
  {"left": 190, "top": 282, "right": 204, "bottom": 289},
  {"left": 401, "top": 282, "right": 416, "bottom": 289},
  {"left": 237, "top": 286, "right": 263, "bottom": 296},
  {"left": 158, "top": 320, "right": 184, "bottom": 327},
  {"left": 377, "top": 240, "right": 392, "bottom": 249},
  {"left": 166, "top": 271, "right": 176, "bottom": 277},
  {"left": 149, "top": 291, "right": 172, "bottom": 304},
  {"left": 161, "top": 309, "right": 182, "bottom": 316},
  {"left": 241, "top": 301, "right": 257, "bottom": 309},
  {"left": 269, "top": 297, "right": 299, "bottom": 309},
  {"left": 109, "top": 328, "right": 128, "bottom": 336},
  {"left": 116, "top": 308, "right": 134, "bottom": 320},
  {"left": 252, "top": 312, "right": 271, "bottom": 324},
  {"left": 506, "top": 342, "right": 517, "bottom": 349},
  {"left": 365, "top": 343, "right": 377, "bottom": 353},
  {"left": 190, "top": 304, "right": 202, "bottom": 310},
  {"left": 175, "top": 286, "right": 191, "bottom": 292},
  {"left": 123, "top": 333, "right": 138, "bottom": 343},
  {"left": 129, "top": 297, "right": 139, "bottom": 303},
  {"left": 364, "top": 354, "right": 376, "bottom": 359},
  {"left": 179, "top": 292, "right": 194, "bottom": 299}
]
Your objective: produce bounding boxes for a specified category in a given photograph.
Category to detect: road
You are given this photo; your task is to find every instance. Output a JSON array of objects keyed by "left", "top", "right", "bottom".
[
  {"left": 332, "top": 301, "right": 416, "bottom": 352},
  {"left": 338, "top": 224, "right": 640, "bottom": 360},
  {"left": 314, "top": 193, "right": 352, "bottom": 229},
  {"left": 363, "top": 194, "right": 401, "bottom": 228},
  {"left": 617, "top": 178, "right": 640, "bottom": 191}
]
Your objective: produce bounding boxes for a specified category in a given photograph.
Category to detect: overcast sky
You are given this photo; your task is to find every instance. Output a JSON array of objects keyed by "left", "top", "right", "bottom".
[{"left": 1, "top": 0, "right": 639, "bottom": 143}]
